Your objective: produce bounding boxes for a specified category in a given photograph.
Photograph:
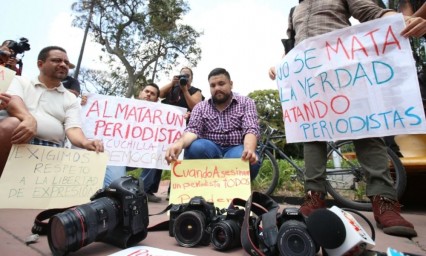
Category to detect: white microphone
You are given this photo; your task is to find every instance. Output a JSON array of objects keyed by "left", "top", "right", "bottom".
[{"left": 306, "top": 206, "right": 375, "bottom": 256}]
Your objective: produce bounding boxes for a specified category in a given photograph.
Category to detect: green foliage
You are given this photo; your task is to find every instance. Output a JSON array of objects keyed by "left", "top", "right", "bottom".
[
  {"left": 275, "top": 159, "right": 304, "bottom": 196},
  {"left": 248, "top": 89, "right": 283, "bottom": 131},
  {"left": 71, "top": 0, "right": 202, "bottom": 97}
]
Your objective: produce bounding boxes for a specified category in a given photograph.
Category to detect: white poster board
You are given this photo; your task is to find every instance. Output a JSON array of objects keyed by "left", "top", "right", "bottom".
[
  {"left": 81, "top": 94, "right": 187, "bottom": 169},
  {"left": 276, "top": 14, "right": 426, "bottom": 143}
]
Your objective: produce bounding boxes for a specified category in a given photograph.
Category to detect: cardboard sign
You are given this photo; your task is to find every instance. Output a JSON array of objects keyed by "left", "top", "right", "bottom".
[
  {"left": 0, "top": 65, "right": 15, "bottom": 93},
  {"left": 275, "top": 14, "right": 426, "bottom": 143},
  {"left": 81, "top": 94, "right": 187, "bottom": 170},
  {"left": 0, "top": 144, "right": 108, "bottom": 209},
  {"left": 169, "top": 159, "right": 251, "bottom": 209}
]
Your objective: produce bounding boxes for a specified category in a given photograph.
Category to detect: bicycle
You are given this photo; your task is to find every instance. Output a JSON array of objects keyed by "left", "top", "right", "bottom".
[{"left": 254, "top": 123, "right": 406, "bottom": 211}]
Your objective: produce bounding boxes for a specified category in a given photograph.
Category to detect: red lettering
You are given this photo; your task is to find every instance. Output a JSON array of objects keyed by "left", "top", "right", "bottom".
[
  {"left": 351, "top": 35, "right": 368, "bottom": 59},
  {"left": 382, "top": 25, "right": 401, "bottom": 54}
]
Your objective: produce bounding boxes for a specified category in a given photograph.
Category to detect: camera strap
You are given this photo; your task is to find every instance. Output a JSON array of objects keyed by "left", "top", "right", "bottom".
[
  {"left": 31, "top": 206, "right": 75, "bottom": 235},
  {"left": 241, "top": 191, "right": 280, "bottom": 256}
]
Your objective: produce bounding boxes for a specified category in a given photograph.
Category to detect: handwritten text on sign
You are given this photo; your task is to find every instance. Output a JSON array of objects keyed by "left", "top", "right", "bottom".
[
  {"left": 0, "top": 65, "right": 15, "bottom": 93},
  {"left": 0, "top": 144, "right": 108, "bottom": 209},
  {"left": 276, "top": 14, "right": 426, "bottom": 143},
  {"left": 170, "top": 159, "right": 251, "bottom": 209},
  {"left": 81, "top": 94, "right": 187, "bottom": 169}
]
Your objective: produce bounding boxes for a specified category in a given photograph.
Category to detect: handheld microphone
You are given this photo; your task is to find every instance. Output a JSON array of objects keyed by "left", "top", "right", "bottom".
[{"left": 306, "top": 206, "right": 375, "bottom": 256}]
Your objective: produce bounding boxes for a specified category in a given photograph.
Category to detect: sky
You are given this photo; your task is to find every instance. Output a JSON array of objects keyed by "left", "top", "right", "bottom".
[{"left": 1, "top": 0, "right": 299, "bottom": 97}]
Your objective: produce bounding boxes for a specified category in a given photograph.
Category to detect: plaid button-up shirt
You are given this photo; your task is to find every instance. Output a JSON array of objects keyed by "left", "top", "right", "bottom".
[{"left": 185, "top": 94, "right": 260, "bottom": 146}]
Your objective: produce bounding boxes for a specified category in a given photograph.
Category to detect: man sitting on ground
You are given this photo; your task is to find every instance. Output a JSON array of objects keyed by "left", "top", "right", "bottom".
[
  {"left": 0, "top": 46, "right": 103, "bottom": 176},
  {"left": 165, "top": 67, "right": 260, "bottom": 180}
]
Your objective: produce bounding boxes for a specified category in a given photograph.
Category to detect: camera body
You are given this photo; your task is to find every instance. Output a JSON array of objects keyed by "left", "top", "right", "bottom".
[
  {"left": 47, "top": 176, "right": 149, "bottom": 256},
  {"left": 169, "top": 196, "right": 217, "bottom": 247},
  {"left": 7, "top": 37, "right": 30, "bottom": 57},
  {"left": 210, "top": 207, "right": 245, "bottom": 251},
  {"left": 275, "top": 207, "right": 318, "bottom": 256},
  {"left": 177, "top": 74, "right": 189, "bottom": 86},
  {"left": 90, "top": 176, "right": 149, "bottom": 238}
]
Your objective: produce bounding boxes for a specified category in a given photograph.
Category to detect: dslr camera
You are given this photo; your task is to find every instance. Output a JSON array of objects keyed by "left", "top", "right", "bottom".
[
  {"left": 169, "top": 196, "right": 218, "bottom": 247},
  {"left": 275, "top": 207, "right": 318, "bottom": 256},
  {"left": 47, "top": 176, "right": 149, "bottom": 256},
  {"left": 210, "top": 207, "right": 245, "bottom": 251},
  {"left": 177, "top": 74, "right": 189, "bottom": 86},
  {"left": 7, "top": 37, "right": 30, "bottom": 57}
]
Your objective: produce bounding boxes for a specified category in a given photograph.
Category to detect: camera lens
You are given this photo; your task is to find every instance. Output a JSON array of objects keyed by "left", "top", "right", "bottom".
[
  {"left": 179, "top": 76, "right": 188, "bottom": 86},
  {"left": 47, "top": 197, "right": 119, "bottom": 256},
  {"left": 173, "top": 210, "right": 208, "bottom": 247},
  {"left": 211, "top": 220, "right": 241, "bottom": 251},
  {"left": 277, "top": 220, "right": 316, "bottom": 256}
]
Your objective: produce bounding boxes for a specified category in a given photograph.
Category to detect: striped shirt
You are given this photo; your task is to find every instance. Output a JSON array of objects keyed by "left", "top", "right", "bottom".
[
  {"left": 185, "top": 94, "right": 260, "bottom": 146},
  {"left": 289, "top": 0, "right": 393, "bottom": 45}
]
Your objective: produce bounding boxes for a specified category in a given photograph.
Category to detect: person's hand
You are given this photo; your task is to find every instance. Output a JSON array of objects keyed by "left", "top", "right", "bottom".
[
  {"left": 11, "top": 116, "right": 37, "bottom": 144},
  {"left": 241, "top": 148, "right": 259, "bottom": 165},
  {"left": 402, "top": 16, "right": 426, "bottom": 38},
  {"left": 268, "top": 66, "right": 277, "bottom": 80},
  {"left": 184, "top": 111, "right": 191, "bottom": 120},
  {"left": 80, "top": 94, "right": 88, "bottom": 106},
  {"left": 165, "top": 141, "right": 184, "bottom": 164},
  {"left": 0, "top": 93, "right": 11, "bottom": 110},
  {"left": 82, "top": 139, "right": 104, "bottom": 153}
]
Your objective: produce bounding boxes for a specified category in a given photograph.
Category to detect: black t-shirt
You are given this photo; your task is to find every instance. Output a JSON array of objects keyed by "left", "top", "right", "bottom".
[{"left": 161, "top": 84, "right": 204, "bottom": 110}]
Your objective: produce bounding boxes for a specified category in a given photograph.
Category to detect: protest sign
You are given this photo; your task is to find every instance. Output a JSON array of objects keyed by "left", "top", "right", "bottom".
[
  {"left": 0, "top": 65, "right": 15, "bottom": 93},
  {"left": 81, "top": 94, "right": 187, "bottom": 169},
  {"left": 169, "top": 159, "right": 251, "bottom": 209},
  {"left": 275, "top": 14, "right": 426, "bottom": 143},
  {"left": 0, "top": 144, "right": 108, "bottom": 209}
]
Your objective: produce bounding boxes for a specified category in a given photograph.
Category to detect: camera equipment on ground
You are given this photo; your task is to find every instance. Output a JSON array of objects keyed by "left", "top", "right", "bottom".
[
  {"left": 47, "top": 176, "right": 149, "bottom": 256},
  {"left": 276, "top": 207, "right": 318, "bottom": 256},
  {"left": 169, "top": 196, "right": 218, "bottom": 247},
  {"left": 210, "top": 207, "right": 245, "bottom": 251}
]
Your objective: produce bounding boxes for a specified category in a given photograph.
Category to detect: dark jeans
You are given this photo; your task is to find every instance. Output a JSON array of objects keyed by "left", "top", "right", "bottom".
[{"left": 141, "top": 168, "right": 162, "bottom": 194}]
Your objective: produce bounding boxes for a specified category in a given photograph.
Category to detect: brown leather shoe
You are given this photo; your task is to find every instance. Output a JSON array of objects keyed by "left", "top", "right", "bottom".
[
  {"left": 299, "top": 191, "right": 326, "bottom": 216},
  {"left": 371, "top": 195, "right": 417, "bottom": 238}
]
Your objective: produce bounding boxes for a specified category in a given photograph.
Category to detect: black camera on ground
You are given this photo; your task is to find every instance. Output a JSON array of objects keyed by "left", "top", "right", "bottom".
[
  {"left": 7, "top": 37, "right": 30, "bottom": 57},
  {"left": 210, "top": 207, "right": 245, "bottom": 251},
  {"left": 275, "top": 207, "right": 318, "bottom": 256},
  {"left": 177, "top": 74, "right": 189, "bottom": 86},
  {"left": 47, "top": 176, "right": 149, "bottom": 256},
  {"left": 169, "top": 196, "right": 218, "bottom": 247}
]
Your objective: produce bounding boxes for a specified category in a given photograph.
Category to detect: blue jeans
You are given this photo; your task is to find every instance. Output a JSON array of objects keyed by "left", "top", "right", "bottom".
[
  {"left": 141, "top": 168, "right": 162, "bottom": 194},
  {"left": 184, "top": 139, "right": 260, "bottom": 180},
  {"left": 104, "top": 165, "right": 127, "bottom": 187}
]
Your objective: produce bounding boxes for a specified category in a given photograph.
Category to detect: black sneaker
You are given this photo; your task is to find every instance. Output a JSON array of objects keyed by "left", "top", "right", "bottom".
[{"left": 147, "top": 193, "right": 161, "bottom": 203}]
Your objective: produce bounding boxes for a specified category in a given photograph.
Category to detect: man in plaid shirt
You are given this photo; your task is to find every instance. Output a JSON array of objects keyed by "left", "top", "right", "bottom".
[{"left": 165, "top": 67, "right": 261, "bottom": 180}]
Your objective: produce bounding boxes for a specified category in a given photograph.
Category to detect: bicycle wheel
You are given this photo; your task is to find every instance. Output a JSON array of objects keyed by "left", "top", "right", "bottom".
[
  {"left": 325, "top": 140, "right": 406, "bottom": 211},
  {"left": 252, "top": 149, "right": 279, "bottom": 195}
]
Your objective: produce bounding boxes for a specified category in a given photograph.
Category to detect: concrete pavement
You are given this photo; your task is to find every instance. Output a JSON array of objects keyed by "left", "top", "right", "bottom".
[{"left": 0, "top": 181, "right": 425, "bottom": 256}]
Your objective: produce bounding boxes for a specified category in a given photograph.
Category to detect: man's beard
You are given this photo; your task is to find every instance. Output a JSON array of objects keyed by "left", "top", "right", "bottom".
[{"left": 213, "top": 92, "right": 231, "bottom": 104}]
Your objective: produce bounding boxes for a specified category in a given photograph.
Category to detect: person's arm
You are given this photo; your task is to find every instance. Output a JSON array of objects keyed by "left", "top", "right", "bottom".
[
  {"left": 180, "top": 89, "right": 203, "bottom": 110},
  {"left": 400, "top": 2, "right": 426, "bottom": 37},
  {"left": 66, "top": 127, "right": 104, "bottom": 152},
  {"left": 0, "top": 93, "right": 11, "bottom": 110},
  {"left": 6, "top": 95, "right": 37, "bottom": 144},
  {"left": 165, "top": 132, "right": 198, "bottom": 164},
  {"left": 241, "top": 98, "right": 260, "bottom": 164},
  {"left": 159, "top": 76, "right": 179, "bottom": 98},
  {"left": 242, "top": 133, "right": 258, "bottom": 164}
]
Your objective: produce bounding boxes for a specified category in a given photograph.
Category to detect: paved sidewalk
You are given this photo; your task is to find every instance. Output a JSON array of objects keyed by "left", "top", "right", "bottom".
[{"left": 0, "top": 181, "right": 425, "bottom": 256}]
